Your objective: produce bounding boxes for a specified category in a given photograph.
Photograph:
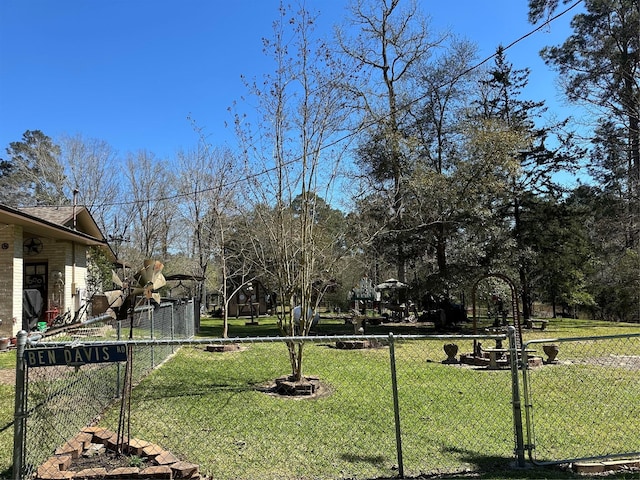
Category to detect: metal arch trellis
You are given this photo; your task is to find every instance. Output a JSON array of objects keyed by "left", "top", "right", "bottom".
[{"left": 471, "top": 273, "right": 524, "bottom": 349}]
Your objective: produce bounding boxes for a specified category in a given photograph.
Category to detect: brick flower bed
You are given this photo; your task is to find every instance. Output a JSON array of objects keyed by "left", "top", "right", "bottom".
[{"left": 35, "top": 426, "right": 200, "bottom": 479}]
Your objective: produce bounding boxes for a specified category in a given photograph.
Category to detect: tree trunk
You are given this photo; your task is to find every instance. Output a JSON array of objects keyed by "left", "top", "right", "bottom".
[
  {"left": 514, "top": 197, "right": 531, "bottom": 320},
  {"left": 519, "top": 268, "right": 531, "bottom": 320},
  {"left": 436, "top": 223, "right": 447, "bottom": 278},
  {"left": 397, "top": 243, "right": 406, "bottom": 283}
]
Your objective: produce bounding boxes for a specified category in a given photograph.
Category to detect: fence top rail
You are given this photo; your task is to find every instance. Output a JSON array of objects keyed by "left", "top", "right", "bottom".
[
  {"left": 524, "top": 331, "right": 640, "bottom": 348},
  {"left": 26, "top": 332, "right": 507, "bottom": 348},
  {"left": 83, "top": 301, "right": 193, "bottom": 325}
]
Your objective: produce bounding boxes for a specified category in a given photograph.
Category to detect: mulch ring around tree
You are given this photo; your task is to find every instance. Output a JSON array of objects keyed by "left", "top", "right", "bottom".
[
  {"left": 256, "top": 375, "right": 333, "bottom": 400},
  {"left": 205, "top": 343, "right": 247, "bottom": 353},
  {"left": 204, "top": 344, "right": 331, "bottom": 399},
  {"left": 35, "top": 426, "right": 202, "bottom": 479}
]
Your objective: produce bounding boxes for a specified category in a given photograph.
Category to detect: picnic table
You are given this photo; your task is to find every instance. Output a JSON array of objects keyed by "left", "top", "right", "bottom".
[{"left": 482, "top": 347, "right": 537, "bottom": 369}]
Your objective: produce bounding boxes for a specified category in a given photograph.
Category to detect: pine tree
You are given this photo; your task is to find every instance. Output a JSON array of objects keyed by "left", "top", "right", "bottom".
[{"left": 1, "top": 130, "right": 67, "bottom": 206}]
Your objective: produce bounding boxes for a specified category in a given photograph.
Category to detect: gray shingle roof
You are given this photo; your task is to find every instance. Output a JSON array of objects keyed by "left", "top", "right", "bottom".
[{"left": 18, "top": 206, "right": 76, "bottom": 227}]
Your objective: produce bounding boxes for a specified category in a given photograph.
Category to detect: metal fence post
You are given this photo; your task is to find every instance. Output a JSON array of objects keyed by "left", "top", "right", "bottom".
[
  {"left": 188, "top": 300, "right": 194, "bottom": 338},
  {"left": 170, "top": 303, "right": 175, "bottom": 353},
  {"left": 150, "top": 307, "right": 155, "bottom": 369},
  {"left": 12, "top": 331, "right": 28, "bottom": 480},
  {"left": 388, "top": 332, "right": 404, "bottom": 478},
  {"left": 116, "top": 320, "right": 122, "bottom": 398},
  {"left": 507, "top": 326, "right": 526, "bottom": 467}
]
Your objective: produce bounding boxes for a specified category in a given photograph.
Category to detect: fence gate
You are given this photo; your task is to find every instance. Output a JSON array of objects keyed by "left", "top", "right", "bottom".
[{"left": 521, "top": 333, "right": 640, "bottom": 465}]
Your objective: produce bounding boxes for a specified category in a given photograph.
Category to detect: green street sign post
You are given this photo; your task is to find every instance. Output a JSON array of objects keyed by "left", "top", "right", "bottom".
[{"left": 24, "top": 343, "right": 128, "bottom": 368}]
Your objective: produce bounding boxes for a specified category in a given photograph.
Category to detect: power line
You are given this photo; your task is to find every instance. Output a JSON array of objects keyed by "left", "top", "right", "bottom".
[{"left": 91, "top": 0, "right": 583, "bottom": 209}]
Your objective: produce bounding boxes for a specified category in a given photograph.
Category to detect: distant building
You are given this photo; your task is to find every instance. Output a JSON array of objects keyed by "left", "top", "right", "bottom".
[{"left": 208, "top": 280, "right": 269, "bottom": 318}]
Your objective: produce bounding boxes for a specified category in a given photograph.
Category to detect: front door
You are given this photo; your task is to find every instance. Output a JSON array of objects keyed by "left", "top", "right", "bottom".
[{"left": 24, "top": 262, "right": 48, "bottom": 318}]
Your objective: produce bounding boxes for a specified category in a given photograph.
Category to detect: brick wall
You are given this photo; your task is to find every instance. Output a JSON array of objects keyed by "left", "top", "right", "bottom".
[
  {"left": 0, "top": 224, "right": 23, "bottom": 337},
  {"left": 0, "top": 226, "right": 90, "bottom": 337}
]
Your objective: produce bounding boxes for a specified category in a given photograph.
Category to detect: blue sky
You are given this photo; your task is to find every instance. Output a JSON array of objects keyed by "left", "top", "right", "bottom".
[{"left": 0, "top": 0, "right": 583, "bottom": 161}]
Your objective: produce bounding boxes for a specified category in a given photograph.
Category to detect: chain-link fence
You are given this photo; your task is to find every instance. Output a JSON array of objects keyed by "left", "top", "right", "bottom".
[
  {"left": 15, "top": 328, "right": 523, "bottom": 480},
  {"left": 66, "top": 299, "right": 196, "bottom": 343},
  {"left": 12, "top": 300, "right": 195, "bottom": 479},
  {"left": 522, "top": 333, "right": 640, "bottom": 465},
  {"left": 13, "top": 326, "right": 640, "bottom": 479}
]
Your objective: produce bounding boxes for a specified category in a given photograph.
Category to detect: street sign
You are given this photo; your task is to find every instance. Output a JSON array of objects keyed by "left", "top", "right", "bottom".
[{"left": 25, "top": 343, "right": 128, "bottom": 368}]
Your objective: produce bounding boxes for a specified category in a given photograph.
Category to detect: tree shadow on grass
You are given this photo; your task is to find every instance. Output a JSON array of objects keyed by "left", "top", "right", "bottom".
[
  {"left": 340, "top": 452, "right": 387, "bottom": 467},
  {"left": 423, "top": 446, "right": 635, "bottom": 480},
  {"left": 197, "top": 321, "right": 282, "bottom": 338},
  {"left": 134, "top": 381, "right": 257, "bottom": 401}
]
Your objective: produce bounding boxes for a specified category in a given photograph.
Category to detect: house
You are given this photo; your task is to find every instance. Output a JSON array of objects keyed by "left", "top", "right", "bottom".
[{"left": 0, "top": 203, "right": 114, "bottom": 338}]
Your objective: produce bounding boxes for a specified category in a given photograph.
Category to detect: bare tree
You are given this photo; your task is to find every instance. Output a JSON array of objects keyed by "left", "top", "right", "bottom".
[
  {"left": 402, "top": 38, "right": 479, "bottom": 286},
  {"left": 123, "top": 151, "right": 176, "bottom": 264},
  {"left": 176, "top": 140, "right": 246, "bottom": 338},
  {"left": 236, "top": 1, "right": 348, "bottom": 384},
  {"left": 337, "top": 0, "right": 445, "bottom": 283},
  {"left": 60, "top": 133, "right": 122, "bottom": 234}
]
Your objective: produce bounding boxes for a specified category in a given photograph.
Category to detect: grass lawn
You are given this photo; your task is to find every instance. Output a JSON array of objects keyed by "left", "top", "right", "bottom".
[
  {"left": 0, "top": 352, "right": 15, "bottom": 370},
  {"left": 1, "top": 316, "right": 638, "bottom": 479},
  {"left": 106, "top": 316, "right": 639, "bottom": 479},
  {"left": 198, "top": 312, "right": 640, "bottom": 339},
  {"left": 0, "top": 386, "right": 13, "bottom": 479},
  {"left": 0, "top": 352, "right": 16, "bottom": 479}
]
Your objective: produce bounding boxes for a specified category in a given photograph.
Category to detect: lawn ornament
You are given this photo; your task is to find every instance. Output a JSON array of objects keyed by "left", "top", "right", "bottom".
[
  {"left": 293, "top": 305, "right": 319, "bottom": 328},
  {"left": 105, "top": 260, "right": 166, "bottom": 320}
]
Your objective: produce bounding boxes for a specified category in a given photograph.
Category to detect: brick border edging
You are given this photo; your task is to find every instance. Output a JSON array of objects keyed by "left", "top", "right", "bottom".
[
  {"left": 573, "top": 459, "right": 640, "bottom": 474},
  {"left": 35, "top": 426, "right": 200, "bottom": 479}
]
